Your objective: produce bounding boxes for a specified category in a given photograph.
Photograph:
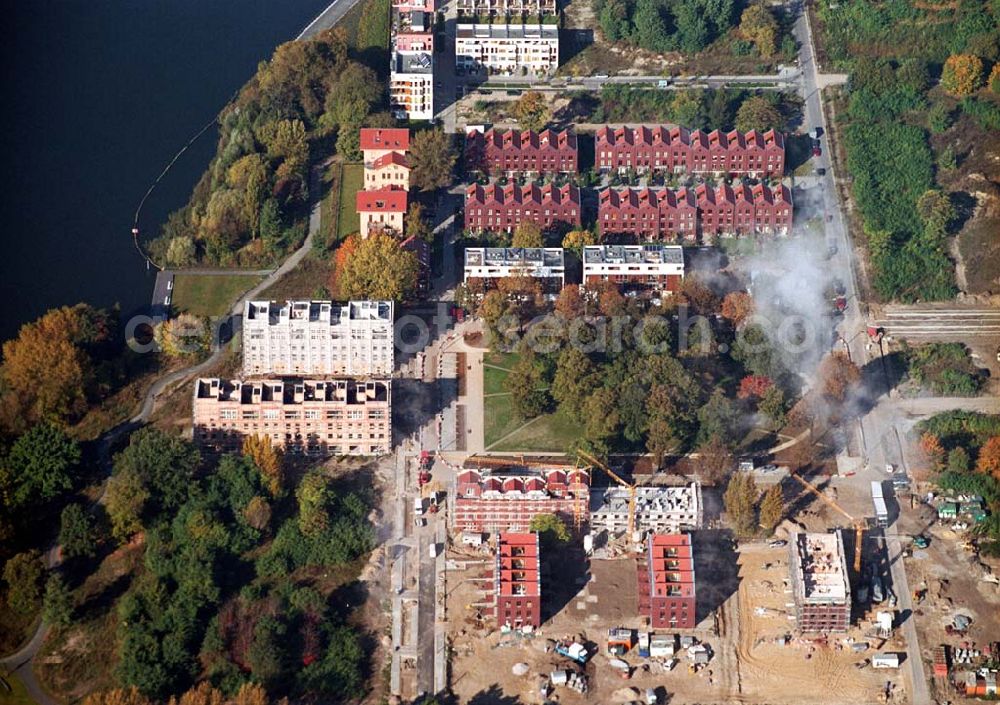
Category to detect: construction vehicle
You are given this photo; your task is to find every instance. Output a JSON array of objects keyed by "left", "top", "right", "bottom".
[
  {"left": 578, "top": 450, "right": 638, "bottom": 538},
  {"left": 787, "top": 469, "right": 865, "bottom": 573},
  {"left": 555, "top": 641, "right": 589, "bottom": 665}
]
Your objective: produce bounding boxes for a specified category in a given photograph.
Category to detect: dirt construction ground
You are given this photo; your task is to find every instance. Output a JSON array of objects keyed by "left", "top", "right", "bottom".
[{"left": 445, "top": 533, "right": 902, "bottom": 705}]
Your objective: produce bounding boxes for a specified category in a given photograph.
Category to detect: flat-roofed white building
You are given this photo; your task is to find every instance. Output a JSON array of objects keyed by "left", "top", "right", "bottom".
[
  {"left": 456, "top": 23, "right": 559, "bottom": 76},
  {"left": 590, "top": 483, "right": 703, "bottom": 535},
  {"left": 583, "top": 244, "right": 685, "bottom": 293},
  {"left": 463, "top": 247, "right": 565, "bottom": 288},
  {"left": 243, "top": 300, "right": 394, "bottom": 377}
]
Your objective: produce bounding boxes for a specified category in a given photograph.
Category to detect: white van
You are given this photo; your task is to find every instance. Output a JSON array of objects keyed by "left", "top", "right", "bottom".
[{"left": 429, "top": 542, "right": 438, "bottom": 558}]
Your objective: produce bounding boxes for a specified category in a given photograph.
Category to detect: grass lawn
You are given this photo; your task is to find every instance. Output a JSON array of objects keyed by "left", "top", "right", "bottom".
[
  {"left": 337, "top": 163, "right": 364, "bottom": 240},
  {"left": 490, "top": 408, "right": 582, "bottom": 452},
  {"left": 171, "top": 273, "right": 263, "bottom": 317},
  {"left": 320, "top": 160, "right": 344, "bottom": 249},
  {"left": 0, "top": 673, "right": 32, "bottom": 705},
  {"left": 482, "top": 351, "right": 582, "bottom": 450},
  {"left": 257, "top": 254, "right": 332, "bottom": 302}
]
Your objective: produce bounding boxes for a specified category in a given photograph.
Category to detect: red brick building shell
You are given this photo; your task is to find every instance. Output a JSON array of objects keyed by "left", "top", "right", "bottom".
[
  {"left": 465, "top": 182, "right": 582, "bottom": 232},
  {"left": 596, "top": 126, "right": 785, "bottom": 178},
  {"left": 453, "top": 467, "right": 590, "bottom": 533},
  {"left": 638, "top": 533, "right": 696, "bottom": 629},
  {"left": 495, "top": 532, "right": 542, "bottom": 629},
  {"left": 599, "top": 183, "right": 792, "bottom": 240},
  {"left": 466, "top": 128, "right": 579, "bottom": 175}
]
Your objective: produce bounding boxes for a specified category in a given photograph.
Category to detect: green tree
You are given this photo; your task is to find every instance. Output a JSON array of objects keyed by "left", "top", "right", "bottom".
[
  {"left": 105, "top": 469, "right": 149, "bottom": 541},
  {"left": 512, "top": 220, "right": 544, "bottom": 248},
  {"left": 322, "top": 62, "right": 381, "bottom": 128},
  {"left": 333, "top": 232, "right": 419, "bottom": 302},
  {"left": 3, "top": 550, "right": 44, "bottom": 613},
  {"left": 248, "top": 616, "right": 288, "bottom": 688},
  {"left": 916, "top": 189, "right": 955, "bottom": 237},
  {"left": 511, "top": 91, "right": 553, "bottom": 131},
  {"left": 297, "top": 472, "right": 331, "bottom": 537},
  {"left": 582, "top": 387, "right": 622, "bottom": 453},
  {"left": 758, "top": 385, "right": 788, "bottom": 427},
  {"left": 927, "top": 102, "right": 954, "bottom": 133},
  {"left": 5, "top": 422, "right": 80, "bottom": 509},
  {"left": 552, "top": 349, "right": 597, "bottom": 421},
  {"left": 259, "top": 198, "right": 283, "bottom": 245},
  {"left": 758, "top": 484, "right": 783, "bottom": 533},
  {"left": 632, "top": 0, "right": 672, "bottom": 52},
  {"left": 299, "top": 626, "right": 366, "bottom": 698},
  {"left": 697, "top": 388, "right": 742, "bottom": 446},
  {"left": 506, "top": 349, "right": 551, "bottom": 419},
  {"left": 674, "top": 0, "right": 710, "bottom": 53},
  {"left": 598, "top": 0, "right": 631, "bottom": 41},
  {"left": 410, "top": 130, "right": 457, "bottom": 191},
  {"left": 734, "top": 95, "right": 782, "bottom": 132},
  {"left": 529, "top": 513, "right": 571, "bottom": 546},
  {"left": 947, "top": 446, "right": 971, "bottom": 473},
  {"left": 43, "top": 573, "right": 73, "bottom": 626},
  {"left": 724, "top": 471, "right": 758, "bottom": 536},
  {"left": 59, "top": 503, "right": 97, "bottom": 559},
  {"left": 114, "top": 428, "right": 200, "bottom": 513}
]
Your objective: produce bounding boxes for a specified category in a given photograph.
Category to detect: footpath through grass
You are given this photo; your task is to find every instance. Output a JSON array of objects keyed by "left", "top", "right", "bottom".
[
  {"left": 482, "top": 351, "right": 582, "bottom": 451},
  {"left": 171, "top": 273, "right": 263, "bottom": 317}
]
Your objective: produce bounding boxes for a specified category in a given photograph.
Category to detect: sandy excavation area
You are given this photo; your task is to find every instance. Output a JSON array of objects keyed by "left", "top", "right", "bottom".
[{"left": 445, "top": 536, "right": 901, "bottom": 705}]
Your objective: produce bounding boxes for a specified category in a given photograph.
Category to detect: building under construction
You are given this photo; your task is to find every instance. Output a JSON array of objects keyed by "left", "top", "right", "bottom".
[
  {"left": 453, "top": 461, "right": 591, "bottom": 533},
  {"left": 495, "top": 532, "right": 541, "bottom": 629},
  {"left": 789, "top": 531, "right": 852, "bottom": 633},
  {"left": 590, "top": 484, "right": 703, "bottom": 535},
  {"left": 638, "top": 533, "right": 697, "bottom": 629}
]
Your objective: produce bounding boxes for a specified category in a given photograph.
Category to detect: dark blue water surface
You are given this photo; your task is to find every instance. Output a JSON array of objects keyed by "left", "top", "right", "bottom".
[{"left": 0, "top": 0, "right": 330, "bottom": 342}]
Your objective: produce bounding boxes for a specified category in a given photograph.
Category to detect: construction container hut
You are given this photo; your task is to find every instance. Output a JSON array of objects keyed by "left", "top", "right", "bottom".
[
  {"left": 871, "top": 653, "right": 900, "bottom": 669},
  {"left": 937, "top": 502, "right": 958, "bottom": 520}
]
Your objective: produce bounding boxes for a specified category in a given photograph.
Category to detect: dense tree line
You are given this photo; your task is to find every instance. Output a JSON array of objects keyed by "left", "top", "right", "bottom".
[
  {"left": 148, "top": 29, "right": 391, "bottom": 267},
  {"left": 595, "top": 0, "right": 739, "bottom": 54},
  {"left": 841, "top": 58, "right": 956, "bottom": 302},
  {"left": 101, "top": 429, "right": 373, "bottom": 699},
  {"left": 592, "top": 85, "right": 799, "bottom": 132}
]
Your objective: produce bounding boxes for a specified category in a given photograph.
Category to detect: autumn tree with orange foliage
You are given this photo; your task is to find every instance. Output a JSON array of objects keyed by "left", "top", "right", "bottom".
[
  {"left": 554, "top": 284, "right": 585, "bottom": 319},
  {"left": 721, "top": 291, "right": 754, "bottom": 325},
  {"left": 1, "top": 303, "right": 113, "bottom": 431},
  {"left": 680, "top": 277, "right": 721, "bottom": 315},
  {"left": 329, "top": 232, "right": 418, "bottom": 302},
  {"left": 941, "top": 53, "right": 984, "bottom": 97},
  {"left": 975, "top": 435, "right": 1000, "bottom": 480},
  {"left": 919, "top": 432, "right": 945, "bottom": 470}
]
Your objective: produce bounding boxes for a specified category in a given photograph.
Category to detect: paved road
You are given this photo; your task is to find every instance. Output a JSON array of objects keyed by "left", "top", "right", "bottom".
[
  {"left": 794, "top": 4, "right": 932, "bottom": 702},
  {"left": 297, "top": 0, "right": 365, "bottom": 40},
  {"left": 0, "top": 163, "right": 325, "bottom": 705}
]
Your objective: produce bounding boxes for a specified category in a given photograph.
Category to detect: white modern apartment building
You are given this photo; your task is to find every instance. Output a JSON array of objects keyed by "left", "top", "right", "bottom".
[
  {"left": 243, "top": 300, "right": 394, "bottom": 377},
  {"left": 583, "top": 244, "right": 685, "bottom": 293},
  {"left": 456, "top": 23, "right": 559, "bottom": 76},
  {"left": 391, "top": 3, "right": 436, "bottom": 120},
  {"left": 463, "top": 247, "right": 565, "bottom": 287}
]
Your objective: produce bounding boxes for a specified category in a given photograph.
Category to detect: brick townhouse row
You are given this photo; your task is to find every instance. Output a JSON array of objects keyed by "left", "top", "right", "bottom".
[
  {"left": 596, "top": 126, "right": 785, "bottom": 177},
  {"left": 599, "top": 183, "right": 793, "bottom": 240},
  {"left": 465, "top": 182, "right": 581, "bottom": 232},
  {"left": 466, "top": 127, "right": 578, "bottom": 176}
]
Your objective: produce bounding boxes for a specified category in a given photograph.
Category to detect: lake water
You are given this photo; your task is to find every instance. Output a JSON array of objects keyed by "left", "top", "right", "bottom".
[{"left": 0, "top": 0, "right": 331, "bottom": 343}]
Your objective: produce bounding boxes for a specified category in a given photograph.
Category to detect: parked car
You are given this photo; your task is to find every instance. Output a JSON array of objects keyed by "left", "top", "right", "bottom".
[
  {"left": 816, "top": 167, "right": 826, "bottom": 176},
  {"left": 812, "top": 145, "right": 822, "bottom": 157}
]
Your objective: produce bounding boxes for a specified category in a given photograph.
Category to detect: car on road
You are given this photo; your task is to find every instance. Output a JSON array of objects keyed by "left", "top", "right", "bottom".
[
  {"left": 594, "top": 73, "right": 610, "bottom": 79},
  {"left": 816, "top": 167, "right": 826, "bottom": 176},
  {"left": 658, "top": 79, "right": 671, "bottom": 88},
  {"left": 768, "top": 539, "right": 787, "bottom": 548},
  {"left": 812, "top": 145, "right": 822, "bottom": 157}
]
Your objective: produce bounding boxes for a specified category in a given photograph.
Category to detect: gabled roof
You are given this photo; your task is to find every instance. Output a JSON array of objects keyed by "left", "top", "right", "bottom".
[
  {"left": 356, "top": 187, "right": 408, "bottom": 213},
  {"left": 372, "top": 151, "right": 411, "bottom": 170},
  {"left": 360, "top": 128, "right": 410, "bottom": 152}
]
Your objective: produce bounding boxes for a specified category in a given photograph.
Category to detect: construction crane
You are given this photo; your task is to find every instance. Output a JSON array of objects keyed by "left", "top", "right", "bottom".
[
  {"left": 787, "top": 470, "right": 865, "bottom": 574},
  {"left": 577, "top": 450, "right": 638, "bottom": 538}
]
